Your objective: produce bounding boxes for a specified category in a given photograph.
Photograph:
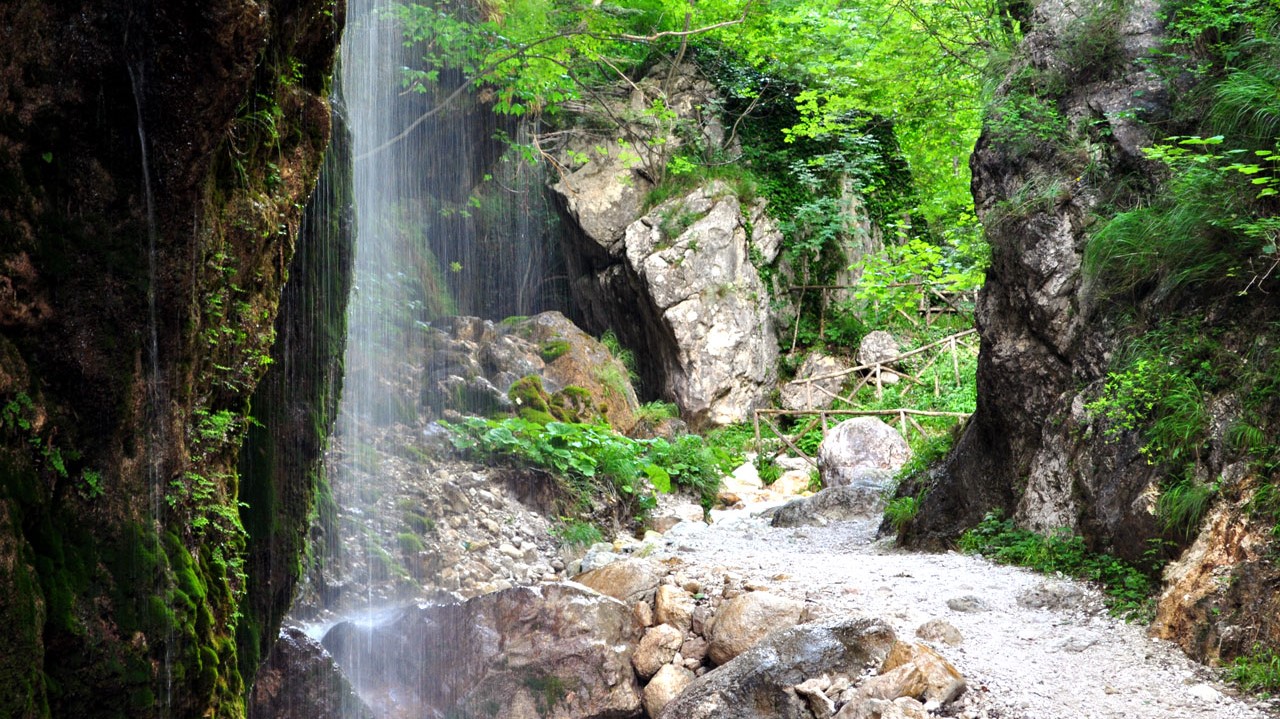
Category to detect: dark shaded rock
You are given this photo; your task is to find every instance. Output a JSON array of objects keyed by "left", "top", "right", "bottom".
[
  {"left": 0, "top": 0, "right": 341, "bottom": 715},
  {"left": 322, "top": 582, "right": 643, "bottom": 719},
  {"left": 249, "top": 627, "right": 373, "bottom": 719},
  {"left": 658, "top": 618, "right": 897, "bottom": 719}
]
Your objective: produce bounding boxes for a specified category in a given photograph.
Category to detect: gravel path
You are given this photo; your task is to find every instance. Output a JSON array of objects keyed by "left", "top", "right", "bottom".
[{"left": 656, "top": 507, "right": 1278, "bottom": 719}]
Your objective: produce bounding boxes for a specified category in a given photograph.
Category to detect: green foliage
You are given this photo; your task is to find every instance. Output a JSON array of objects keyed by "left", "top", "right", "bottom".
[
  {"left": 539, "top": 340, "right": 571, "bottom": 362},
  {"left": 553, "top": 519, "right": 605, "bottom": 549},
  {"left": 1156, "top": 479, "right": 1218, "bottom": 540},
  {"left": 884, "top": 494, "right": 922, "bottom": 535},
  {"left": 635, "top": 401, "right": 679, "bottom": 424},
  {"left": 958, "top": 511, "right": 1156, "bottom": 621},
  {"left": 442, "top": 417, "right": 732, "bottom": 513},
  {"left": 895, "top": 432, "right": 956, "bottom": 482},
  {"left": 1225, "top": 644, "right": 1280, "bottom": 695}
]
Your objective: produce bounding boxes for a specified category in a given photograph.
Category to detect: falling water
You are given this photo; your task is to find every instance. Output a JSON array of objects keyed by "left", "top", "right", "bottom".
[
  {"left": 319, "top": 0, "right": 572, "bottom": 713},
  {"left": 127, "top": 59, "right": 173, "bottom": 715}
]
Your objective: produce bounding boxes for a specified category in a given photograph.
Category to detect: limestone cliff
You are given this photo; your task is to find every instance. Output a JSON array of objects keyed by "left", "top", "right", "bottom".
[{"left": 0, "top": 1, "right": 344, "bottom": 716}]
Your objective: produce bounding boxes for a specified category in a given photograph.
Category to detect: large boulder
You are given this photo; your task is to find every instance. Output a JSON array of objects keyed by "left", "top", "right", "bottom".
[
  {"left": 574, "top": 557, "right": 665, "bottom": 604},
  {"left": 321, "top": 583, "right": 642, "bottom": 719},
  {"left": 818, "top": 418, "right": 911, "bottom": 488},
  {"left": 780, "top": 353, "right": 854, "bottom": 411},
  {"left": 770, "top": 486, "right": 886, "bottom": 528},
  {"left": 707, "top": 591, "right": 807, "bottom": 666},
  {"left": 248, "top": 627, "right": 374, "bottom": 719},
  {"left": 659, "top": 619, "right": 897, "bottom": 719}
]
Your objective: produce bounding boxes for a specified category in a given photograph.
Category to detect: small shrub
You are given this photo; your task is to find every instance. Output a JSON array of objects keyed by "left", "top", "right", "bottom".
[
  {"left": 1156, "top": 478, "right": 1217, "bottom": 540},
  {"left": 1226, "top": 644, "right": 1280, "bottom": 695},
  {"left": 884, "top": 495, "right": 922, "bottom": 534},
  {"left": 635, "top": 401, "right": 679, "bottom": 424},
  {"left": 553, "top": 520, "right": 604, "bottom": 549}
]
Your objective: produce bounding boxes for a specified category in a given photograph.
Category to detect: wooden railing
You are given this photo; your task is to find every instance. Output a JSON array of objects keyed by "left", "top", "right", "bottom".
[{"left": 753, "top": 327, "right": 978, "bottom": 465}]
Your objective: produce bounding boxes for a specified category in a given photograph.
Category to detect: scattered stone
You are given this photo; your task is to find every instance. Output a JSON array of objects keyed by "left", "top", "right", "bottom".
[
  {"left": 1188, "top": 684, "right": 1222, "bottom": 702},
  {"left": 708, "top": 591, "right": 807, "bottom": 665},
  {"left": 644, "top": 663, "right": 696, "bottom": 717},
  {"left": 915, "top": 619, "right": 964, "bottom": 646},
  {"left": 836, "top": 697, "right": 928, "bottom": 719},
  {"left": 855, "top": 642, "right": 966, "bottom": 705},
  {"left": 681, "top": 635, "right": 709, "bottom": 664},
  {"left": 656, "top": 585, "right": 696, "bottom": 632},
  {"left": 946, "top": 595, "right": 990, "bottom": 613},
  {"left": 795, "top": 676, "right": 837, "bottom": 717},
  {"left": 817, "top": 418, "right": 911, "bottom": 488},
  {"left": 772, "top": 468, "right": 816, "bottom": 496},
  {"left": 634, "top": 600, "right": 654, "bottom": 628},
  {"left": 1017, "top": 580, "right": 1085, "bottom": 611},
  {"left": 633, "top": 624, "right": 685, "bottom": 679}
]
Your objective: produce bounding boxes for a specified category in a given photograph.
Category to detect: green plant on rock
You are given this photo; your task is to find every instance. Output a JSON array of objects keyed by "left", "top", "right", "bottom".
[
  {"left": 1156, "top": 478, "right": 1218, "bottom": 540},
  {"left": 1226, "top": 643, "right": 1280, "bottom": 695},
  {"left": 552, "top": 519, "right": 604, "bottom": 548},
  {"left": 958, "top": 511, "right": 1156, "bottom": 621},
  {"left": 884, "top": 493, "right": 923, "bottom": 534}
]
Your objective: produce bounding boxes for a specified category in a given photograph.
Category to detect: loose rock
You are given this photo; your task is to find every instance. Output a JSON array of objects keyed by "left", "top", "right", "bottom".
[
  {"left": 708, "top": 591, "right": 806, "bottom": 665},
  {"left": 633, "top": 624, "right": 685, "bottom": 680}
]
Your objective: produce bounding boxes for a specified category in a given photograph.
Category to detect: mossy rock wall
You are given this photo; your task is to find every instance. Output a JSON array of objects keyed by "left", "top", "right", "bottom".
[{"left": 0, "top": 1, "right": 344, "bottom": 716}]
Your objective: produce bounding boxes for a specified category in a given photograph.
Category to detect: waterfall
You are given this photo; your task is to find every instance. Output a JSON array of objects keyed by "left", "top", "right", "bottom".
[
  {"left": 127, "top": 58, "right": 175, "bottom": 715},
  {"left": 310, "top": 1, "right": 574, "bottom": 713}
]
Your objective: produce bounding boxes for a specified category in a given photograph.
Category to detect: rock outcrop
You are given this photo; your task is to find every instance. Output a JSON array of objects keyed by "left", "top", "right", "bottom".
[
  {"left": 562, "top": 178, "right": 779, "bottom": 428},
  {"left": 423, "top": 312, "right": 641, "bottom": 431},
  {"left": 0, "top": 1, "right": 342, "bottom": 715},
  {"left": 552, "top": 63, "right": 780, "bottom": 428},
  {"left": 899, "top": 0, "right": 1169, "bottom": 556},
  {"left": 321, "top": 582, "right": 643, "bottom": 719}
]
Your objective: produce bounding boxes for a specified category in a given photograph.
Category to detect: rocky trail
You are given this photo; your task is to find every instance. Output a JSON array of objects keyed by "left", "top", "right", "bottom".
[{"left": 641, "top": 501, "right": 1277, "bottom": 719}]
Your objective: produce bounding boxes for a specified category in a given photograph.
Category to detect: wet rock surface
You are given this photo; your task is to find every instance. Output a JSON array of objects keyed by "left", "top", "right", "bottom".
[
  {"left": 249, "top": 627, "right": 374, "bottom": 719},
  {"left": 321, "top": 582, "right": 643, "bottom": 719}
]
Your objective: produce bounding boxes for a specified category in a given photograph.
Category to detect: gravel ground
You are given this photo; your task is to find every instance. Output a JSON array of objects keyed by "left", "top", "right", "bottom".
[{"left": 655, "top": 507, "right": 1279, "bottom": 719}]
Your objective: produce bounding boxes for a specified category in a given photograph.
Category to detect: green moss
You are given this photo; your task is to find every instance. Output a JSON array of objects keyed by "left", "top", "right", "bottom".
[
  {"left": 396, "top": 532, "right": 425, "bottom": 554},
  {"left": 539, "top": 340, "right": 571, "bottom": 362},
  {"left": 508, "top": 375, "right": 551, "bottom": 414}
]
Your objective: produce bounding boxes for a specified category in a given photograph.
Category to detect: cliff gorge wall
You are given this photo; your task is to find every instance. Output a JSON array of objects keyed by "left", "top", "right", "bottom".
[
  {"left": 0, "top": 1, "right": 344, "bottom": 716},
  {"left": 903, "top": 0, "right": 1280, "bottom": 665}
]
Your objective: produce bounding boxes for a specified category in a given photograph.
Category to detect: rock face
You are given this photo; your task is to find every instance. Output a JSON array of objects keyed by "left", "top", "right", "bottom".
[
  {"left": 0, "top": 1, "right": 342, "bottom": 716},
  {"left": 899, "top": 0, "right": 1171, "bottom": 561},
  {"left": 818, "top": 418, "right": 911, "bottom": 488},
  {"left": 322, "top": 583, "right": 643, "bottom": 719},
  {"left": 659, "top": 618, "right": 897, "bottom": 719},
  {"left": 248, "top": 628, "right": 373, "bottom": 719},
  {"left": 553, "top": 63, "right": 779, "bottom": 429}
]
